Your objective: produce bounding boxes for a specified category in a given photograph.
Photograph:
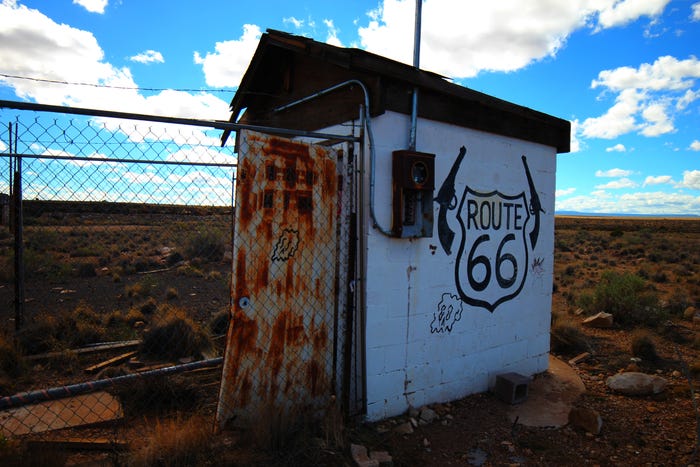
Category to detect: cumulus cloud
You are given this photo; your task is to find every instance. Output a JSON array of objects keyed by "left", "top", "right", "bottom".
[
  {"left": 130, "top": 50, "right": 164, "bottom": 64},
  {"left": 356, "top": 0, "right": 670, "bottom": 79},
  {"left": 0, "top": 1, "right": 231, "bottom": 149},
  {"left": 678, "top": 170, "right": 700, "bottom": 189},
  {"left": 690, "top": 140, "right": 700, "bottom": 151},
  {"left": 194, "top": 24, "right": 261, "bottom": 88},
  {"left": 324, "top": 19, "right": 343, "bottom": 47},
  {"left": 606, "top": 143, "right": 627, "bottom": 152},
  {"left": 73, "top": 0, "right": 107, "bottom": 14},
  {"left": 556, "top": 187, "right": 576, "bottom": 197},
  {"left": 692, "top": 2, "right": 700, "bottom": 21},
  {"left": 595, "top": 177, "right": 638, "bottom": 189},
  {"left": 596, "top": 168, "right": 633, "bottom": 178},
  {"left": 595, "top": 0, "right": 670, "bottom": 30},
  {"left": 581, "top": 55, "right": 700, "bottom": 139},
  {"left": 557, "top": 190, "right": 700, "bottom": 215},
  {"left": 643, "top": 175, "right": 673, "bottom": 186}
]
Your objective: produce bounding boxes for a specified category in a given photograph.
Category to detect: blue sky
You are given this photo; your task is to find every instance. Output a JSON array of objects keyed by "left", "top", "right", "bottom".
[{"left": 1, "top": 0, "right": 699, "bottom": 214}]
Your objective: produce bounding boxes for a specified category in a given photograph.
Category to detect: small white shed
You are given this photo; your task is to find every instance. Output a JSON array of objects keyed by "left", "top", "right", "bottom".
[{"left": 217, "top": 29, "right": 570, "bottom": 426}]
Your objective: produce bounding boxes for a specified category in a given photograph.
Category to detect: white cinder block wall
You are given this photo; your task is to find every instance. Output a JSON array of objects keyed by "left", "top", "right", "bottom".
[{"left": 363, "top": 111, "right": 556, "bottom": 421}]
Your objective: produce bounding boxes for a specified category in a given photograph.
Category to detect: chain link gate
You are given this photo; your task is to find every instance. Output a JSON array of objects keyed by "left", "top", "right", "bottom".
[{"left": 0, "top": 100, "right": 361, "bottom": 464}]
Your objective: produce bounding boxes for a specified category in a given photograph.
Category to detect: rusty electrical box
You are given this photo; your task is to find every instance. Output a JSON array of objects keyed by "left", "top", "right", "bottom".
[{"left": 391, "top": 150, "right": 435, "bottom": 238}]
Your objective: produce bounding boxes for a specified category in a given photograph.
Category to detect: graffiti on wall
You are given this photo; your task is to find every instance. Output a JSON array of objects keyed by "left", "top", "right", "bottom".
[
  {"left": 434, "top": 146, "right": 544, "bottom": 320},
  {"left": 430, "top": 293, "right": 464, "bottom": 333}
]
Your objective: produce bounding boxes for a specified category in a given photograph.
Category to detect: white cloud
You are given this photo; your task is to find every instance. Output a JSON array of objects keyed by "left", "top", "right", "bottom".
[
  {"left": 595, "top": 168, "right": 633, "bottom": 178},
  {"left": 678, "top": 170, "right": 700, "bottom": 189},
  {"left": 324, "top": 19, "right": 343, "bottom": 47},
  {"left": 596, "top": 0, "right": 670, "bottom": 31},
  {"left": 595, "top": 177, "right": 637, "bottom": 189},
  {"left": 0, "top": 2, "right": 230, "bottom": 120},
  {"left": 605, "top": 143, "right": 627, "bottom": 152},
  {"left": 581, "top": 89, "right": 642, "bottom": 139},
  {"left": 356, "top": 0, "right": 671, "bottom": 79},
  {"left": 130, "top": 50, "right": 164, "bottom": 64},
  {"left": 643, "top": 175, "right": 673, "bottom": 186},
  {"left": 690, "top": 140, "right": 700, "bottom": 151},
  {"left": 581, "top": 55, "right": 700, "bottom": 139},
  {"left": 640, "top": 102, "right": 674, "bottom": 136},
  {"left": 283, "top": 16, "right": 304, "bottom": 29},
  {"left": 194, "top": 24, "right": 261, "bottom": 88},
  {"left": 73, "top": 0, "right": 107, "bottom": 14},
  {"left": 123, "top": 171, "right": 165, "bottom": 185},
  {"left": 555, "top": 187, "right": 576, "bottom": 197},
  {"left": 557, "top": 190, "right": 700, "bottom": 215},
  {"left": 591, "top": 55, "right": 700, "bottom": 91},
  {"left": 569, "top": 119, "right": 581, "bottom": 153},
  {"left": 692, "top": 2, "right": 700, "bottom": 21}
]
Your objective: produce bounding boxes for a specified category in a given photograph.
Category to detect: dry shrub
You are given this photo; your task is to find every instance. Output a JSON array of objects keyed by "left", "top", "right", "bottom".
[
  {"left": 583, "top": 271, "right": 663, "bottom": 326},
  {"left": 250, "top": 403, "right": 305, "bottom": 452},
  {"left": 128, "top": 415, "right": 212, "bottom": 467},
  {"left": 117, "top": 374, "right": 202, "bottom": 417},
  {"left": 140, "top": 305, "right": 212, "bottom": 360},
  {"left": 630, "top": 329, "right": 659, "bottom": 362},
  {"left": 0, "top": 438, "right": 68, "bottom": 467},
  {"left": 0, "top": 333, "right": 24, "bottom": 394},
  {"left": 550, "top": 311, "right": 590, "bottom": 354},
  {"left": 17, "top": 302, "right": 107, "bottom": 354},
  {"left": 208, "top": 309, "right": 230, "bottom": 336}
]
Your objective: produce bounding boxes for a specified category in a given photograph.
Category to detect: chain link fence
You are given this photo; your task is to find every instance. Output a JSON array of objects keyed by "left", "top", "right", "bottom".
[{"left": 0, "top": 101, "right": 360, "bottom": 464}]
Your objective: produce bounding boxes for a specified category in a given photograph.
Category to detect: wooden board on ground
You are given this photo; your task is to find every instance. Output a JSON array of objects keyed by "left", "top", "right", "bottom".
[
  {"left": 84, "top": 351, "right": 138, "bottom": 374},
  {"left": 0, "top": 391, "right": 123, "bottom": 437}
]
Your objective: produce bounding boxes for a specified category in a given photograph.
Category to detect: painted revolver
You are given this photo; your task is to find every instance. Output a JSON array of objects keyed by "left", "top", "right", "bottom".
[
  {"left": 434, "top": 146, "right": 467, "bottom": 255},
  {"left": 521, "top": 155, "right": 544, "bottom": 249}
]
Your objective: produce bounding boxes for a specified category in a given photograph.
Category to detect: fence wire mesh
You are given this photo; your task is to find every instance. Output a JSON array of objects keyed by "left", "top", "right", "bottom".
[{"left": 0, "top": 103, "right": 359, "bottom": 465}]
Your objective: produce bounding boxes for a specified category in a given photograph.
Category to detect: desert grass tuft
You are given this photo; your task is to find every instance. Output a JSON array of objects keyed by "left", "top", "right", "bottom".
[
  {"left": 127, "top": 415, "right": 212, "bottom": 467},
  {"left": 550, "top": 311, "right": 590, "bottom": 354},
  {"left": 630, "top": 329, "right": 659, "bottom": 362},
  {"left": 140, "top": 305, "right": 212, "bottom": 360}
]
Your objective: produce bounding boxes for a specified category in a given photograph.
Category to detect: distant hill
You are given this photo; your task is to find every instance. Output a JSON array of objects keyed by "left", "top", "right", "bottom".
[{"left": 556, "top": 211, "right": 700, "bottom": 219}]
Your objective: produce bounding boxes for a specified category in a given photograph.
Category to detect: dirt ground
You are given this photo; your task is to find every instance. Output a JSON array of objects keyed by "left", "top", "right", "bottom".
[{"left": 3, "top": 215, "right": 700, "bottom": 466}]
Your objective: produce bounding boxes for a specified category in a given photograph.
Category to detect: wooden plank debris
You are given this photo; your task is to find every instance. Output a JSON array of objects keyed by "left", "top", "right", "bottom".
[
  {"left": 0, "top": 391, "right": 123, "bottom": 437},
  {"left": 84, "top": 351, "right": 138, "bottom": 374},
  {"left": 25, "top": 340, "right": 141, "bottom": 362},
  {"left": 27, "top": 438, "right": 129, "bottom": 452}
]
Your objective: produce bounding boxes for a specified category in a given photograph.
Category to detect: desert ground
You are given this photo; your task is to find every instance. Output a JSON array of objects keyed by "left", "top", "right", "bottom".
[{"left": 1, "top": 212, "right": 699, "bottom": 466}]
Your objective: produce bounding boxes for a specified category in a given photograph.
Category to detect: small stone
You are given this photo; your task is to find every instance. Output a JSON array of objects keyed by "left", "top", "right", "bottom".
[
  {"left": 606, "top": 372, "right": 668, "bottom": 396},
  {"left": 419, "top": 407, "right": 438, "bottom": 424},
  {"left": 684, "top": 306, "right": 697, "bottom": 320},
  {"left": 410, "top": 417, "right": 419, "bottom": 428},
  {"left": 568, "top": 407, "right": 603, "bottom": 435},
  {"left": 582, "top": 312, "right": 613, "bottom": 328},
  {"left": 672, "top": 370, "right": 681, "bottom": 378},
  {"left": 351, "top": 444, "right": 379, "bottom": 467},
  {"left": 369, "top": 450, "right": 393, "bottom": 467},
  {"left": 423, "top": 438, "right": 430, "bottom": 448},
  {"left": 394, "top": 422, "right": 414, "bottom": 435},
  {"left": 568, "top": 352, "right": 591, "bottom": 366}
]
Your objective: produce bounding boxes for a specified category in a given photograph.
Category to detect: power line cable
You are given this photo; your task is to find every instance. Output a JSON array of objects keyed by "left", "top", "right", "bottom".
[{"left": 0, "top": 73, "right": 235, "bottom": 93}]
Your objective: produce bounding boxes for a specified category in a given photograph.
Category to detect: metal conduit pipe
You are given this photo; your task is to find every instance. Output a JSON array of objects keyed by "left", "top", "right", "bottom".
[
  {"left": 273, "top": 79, "right": 394, "bottom": 236},
  {"left": 408, "top": 0, "right": 422, "bottom": 151}
]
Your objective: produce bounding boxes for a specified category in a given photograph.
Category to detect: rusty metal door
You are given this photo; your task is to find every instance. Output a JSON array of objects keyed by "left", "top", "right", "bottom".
[{"left": 217, "top": 130, "right": 345, "bottom": 427}]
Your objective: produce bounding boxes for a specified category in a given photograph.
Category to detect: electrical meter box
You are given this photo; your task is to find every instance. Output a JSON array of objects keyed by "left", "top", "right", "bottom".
[{"left": 391, "top": 150, "right": 435, "bottom": 238}]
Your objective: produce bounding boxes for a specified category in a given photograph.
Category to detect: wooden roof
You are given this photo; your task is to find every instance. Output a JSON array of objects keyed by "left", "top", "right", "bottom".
[{"left": 225, "top": 29, "right": 570, "bottom": 153}]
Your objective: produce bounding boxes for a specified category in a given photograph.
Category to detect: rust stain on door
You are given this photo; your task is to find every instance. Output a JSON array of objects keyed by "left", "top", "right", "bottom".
[{"left": 217, "top": 130, "right": 339, "bottom": 427}]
